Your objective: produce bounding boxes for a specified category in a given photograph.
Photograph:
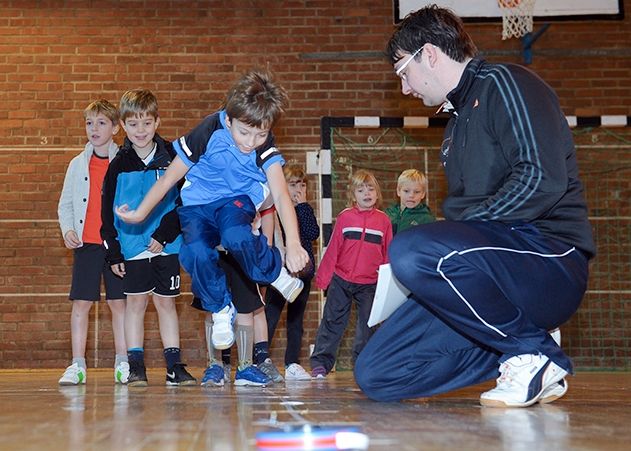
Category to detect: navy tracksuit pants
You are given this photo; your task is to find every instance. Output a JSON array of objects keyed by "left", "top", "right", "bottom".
[
  {"left": 178, "top": 195, "right": 282, "bottom": 313},
  {"left": 311, "top": 274, "right": 376, "bottom": 372},
  {"left": 354, "top": 220, "right": 589, "bottom": 402}
]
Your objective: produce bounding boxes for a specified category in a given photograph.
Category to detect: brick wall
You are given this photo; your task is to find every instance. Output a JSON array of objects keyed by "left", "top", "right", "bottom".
[{"left": 1, "top": 0, "right": 630, "bottom": 370}]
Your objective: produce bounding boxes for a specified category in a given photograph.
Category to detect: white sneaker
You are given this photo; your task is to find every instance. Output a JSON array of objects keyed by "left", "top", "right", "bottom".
[
  {"left": 271, "top": 267, "right": 304, "bottom": 303},
  {"left": 284, "top": 363, "right": 312, "bottom": 381},
  {"left": 212, "top": 303, "right": 236, "bottom": 350},
  {"left": 480, "top": 354, "right": 567, "bottom": 408},
  {"left": 59, "top": 363, "right": 86, "bottom": 386},
  {"left": 115, "top": 361, "right": 130, "bottom": 384}
]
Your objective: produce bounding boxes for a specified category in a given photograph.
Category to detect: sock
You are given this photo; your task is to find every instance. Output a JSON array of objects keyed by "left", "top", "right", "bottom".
[
  {"left": 164, "top": 347, "right": 181, "bottom": 369},
  {"left": 222, "top": 348, "right": 232, "bottom": 366},
  {"left": 114, "top": 354, "right": 128, "bottom": 367},
  {"left": 128, "top": 348, "right": 144, "bottom": 365},
  {"left": 253, "top": 341, "right": 269, "bottom": 365},
  {"left": 236, "top": 324, "right": 253, "bottom": 371},
  {"left": 72, "top": 357, "right": 87, "bottom": 370},
  {"left": 204, "top": 314, "right": 217, "bottom": 366}
]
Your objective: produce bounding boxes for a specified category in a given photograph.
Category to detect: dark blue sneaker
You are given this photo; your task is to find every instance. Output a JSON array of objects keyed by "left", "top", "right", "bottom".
[
  {"left": 234, "top": 365, "right": 270, "bottom": 386},
  {"left": 201, "top": 364, "right": 225, "bottom": 387},
  {"left": 166, "top": 363, "right": 197, "bottom": 386},
  {"left": 128, "top": 360, "right": 148, "bottom": 387}
]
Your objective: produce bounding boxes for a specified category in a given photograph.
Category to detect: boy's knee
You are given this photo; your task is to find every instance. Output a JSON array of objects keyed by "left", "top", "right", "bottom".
[{"left": 220, "top": 226, "right": 250, "bottom": 251}]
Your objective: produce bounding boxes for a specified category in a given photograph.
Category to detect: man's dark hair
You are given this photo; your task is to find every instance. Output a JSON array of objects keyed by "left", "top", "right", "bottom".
[{"left": 386, "top": 4, "right": 478, "bottom": 64}]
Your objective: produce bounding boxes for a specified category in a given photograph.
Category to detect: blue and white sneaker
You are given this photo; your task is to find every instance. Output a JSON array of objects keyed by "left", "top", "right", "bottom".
[
  {"left": 234, "top": 365, "right": 270, "bottom": 387},
  {"left": 212, "top": 303, "right": 236, "bottom": 350},
  {"left": 201, "top": 363, "right": 225, "bottom": 387},
  {"left": 480, "top": 354, "right": 567, "bottom": 408}
]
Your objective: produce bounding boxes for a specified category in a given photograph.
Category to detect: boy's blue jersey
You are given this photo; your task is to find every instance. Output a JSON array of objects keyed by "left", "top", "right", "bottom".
[
  {"left": 172, "top": 110, "right": 284, "bottom": 209},
  {"left": 101, "top": 134, "right": 183, "bottom": 264}
]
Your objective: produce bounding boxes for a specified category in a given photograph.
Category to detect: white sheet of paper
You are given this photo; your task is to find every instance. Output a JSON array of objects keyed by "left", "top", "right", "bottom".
[{"left": 368, "top": 263, "right": 411, "bottom": 327}]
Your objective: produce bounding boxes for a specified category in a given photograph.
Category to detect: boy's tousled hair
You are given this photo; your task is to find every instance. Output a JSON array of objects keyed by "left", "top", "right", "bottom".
[
  {"left": 223, "top": 68, "right": 288, "bottom": 130},
  {"left": 283, "top": 163, "right": 306, "bottom": 182},
  {"left": 118, "top": 89, "right": 159, "bottom": 122},
  {"left": 84, "top": 99, "right": 119, "bottom": 124},
  {"left": 386, "top": 4, "right": 477, "bottom": 65},
  {"left": 398, "top": 168, "right": 428, "bottom": 193},
  {"left": 347, "top": 169, "right": 382, "bottom": 208}
]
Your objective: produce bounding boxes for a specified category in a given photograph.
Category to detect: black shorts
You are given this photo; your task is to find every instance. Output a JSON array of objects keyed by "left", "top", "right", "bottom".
[
  {"left": 123, "top": 254, "right": 181, "bottom": 297},
  {"left": 69, "top": 243, "right": 125, "bottom": 301},
  {"left": 190, "top": 251, "right": 264, "bottom": 314}
]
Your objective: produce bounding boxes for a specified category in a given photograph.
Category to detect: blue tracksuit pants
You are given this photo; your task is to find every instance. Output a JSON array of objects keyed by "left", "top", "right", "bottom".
[
  {"left": 354, "top": 220, "right": 589, "bottom": 402},
  {"left": 178, "top": 195, "right": 282, "bottom": 313}
]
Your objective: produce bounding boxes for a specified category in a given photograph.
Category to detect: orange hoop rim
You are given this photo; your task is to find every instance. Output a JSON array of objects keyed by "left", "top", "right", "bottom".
[{"left": 498, "top": 0, "right": 521, "bottom": 8}]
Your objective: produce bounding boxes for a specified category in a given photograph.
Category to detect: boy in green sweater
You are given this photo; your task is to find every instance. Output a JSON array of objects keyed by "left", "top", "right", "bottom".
[{"left": 385, "top": 169, "right": 435, "bottom": 234}]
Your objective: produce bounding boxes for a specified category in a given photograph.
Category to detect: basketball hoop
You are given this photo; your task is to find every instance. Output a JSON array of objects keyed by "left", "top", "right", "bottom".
[{"left": 498, "top": 0, "right": 536, "bottom": 40}]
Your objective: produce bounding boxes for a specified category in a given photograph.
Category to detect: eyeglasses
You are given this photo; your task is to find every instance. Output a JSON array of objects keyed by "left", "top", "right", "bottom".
[{"left": 395, "top": 46, "right": 424, "bottom": 80}]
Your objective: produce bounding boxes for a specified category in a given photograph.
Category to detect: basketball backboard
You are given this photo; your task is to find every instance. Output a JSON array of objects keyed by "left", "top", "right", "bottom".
[{"left": 394, "top": 0, "right": 624, "bottom": 23}]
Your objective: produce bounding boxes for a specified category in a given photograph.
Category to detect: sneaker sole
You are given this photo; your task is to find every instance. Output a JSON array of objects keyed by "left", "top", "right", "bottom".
[
  {"left": 234, "top": 379, "right": 267, "bottom": 387},
  {"left": 59, "top": 381, "right": 85, "bottom": 386},
  {"left": 286, "top": 285, "right": 303, "bottom": 303},
  {"left": 212, "top": 335, "right": 235, "bottom": 350},
  {"left": 201, "top": 380, "right": 225, "bottom": 387},
  {"left": 285, "top": 374, "right": 313, "bottom": 381},
  {"left": 539, "top": 379, "right": 568, "bottom": 404},
  {"left": 128, "top": 380, "right": 148, "bottom": 387},
  {"left": 166, "top": 380, "right": 198, "bottom": 386}
]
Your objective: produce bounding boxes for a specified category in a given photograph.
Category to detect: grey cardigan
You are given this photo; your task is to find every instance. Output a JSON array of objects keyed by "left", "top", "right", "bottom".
[{"left": 57, "top": 141, "right": 119, "bottom": 242}]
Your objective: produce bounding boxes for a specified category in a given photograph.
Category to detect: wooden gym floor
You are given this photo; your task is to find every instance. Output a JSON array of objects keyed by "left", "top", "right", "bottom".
[{"left": 1, "top": 369, "right": 630, "bottom": 450}]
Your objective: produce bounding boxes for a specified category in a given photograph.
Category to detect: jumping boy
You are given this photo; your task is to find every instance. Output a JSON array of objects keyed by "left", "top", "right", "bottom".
[
  {"left": 115, "top": 69, "right": 309, "bottom": 351},
  {"left": 101, "top": 89, "right": 196, "bottom": 387},
  {"left": 58, "top": 99, "right": 128, "bottom": 385}
]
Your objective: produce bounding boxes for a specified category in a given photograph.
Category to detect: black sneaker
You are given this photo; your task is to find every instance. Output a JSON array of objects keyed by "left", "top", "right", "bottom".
[
  {"left": 128, "top": 361, "right": 148, "bottom": 387},
  {"left": 166, "top": 363, "right": 197, "bottom": 386}
]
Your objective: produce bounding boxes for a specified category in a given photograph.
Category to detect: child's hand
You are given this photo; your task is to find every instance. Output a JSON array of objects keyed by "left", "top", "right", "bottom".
[
  {"left": 111, "top": 262, "right": 126, "bottom": 278},
  {"left": 292, "top": 183, "right": 307, "bottom": 204},
  {"left": 147, "top": 238, "right": 164, "bottom": 254},
  {"left": 115, "top": 204, "right": 144, "bottom": 224},
  {"left": 285, "top": 242, "right": 309, "bottom": 274},
  {"left": 63, "top": 230, "right": 82, "bottom": 249}
]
